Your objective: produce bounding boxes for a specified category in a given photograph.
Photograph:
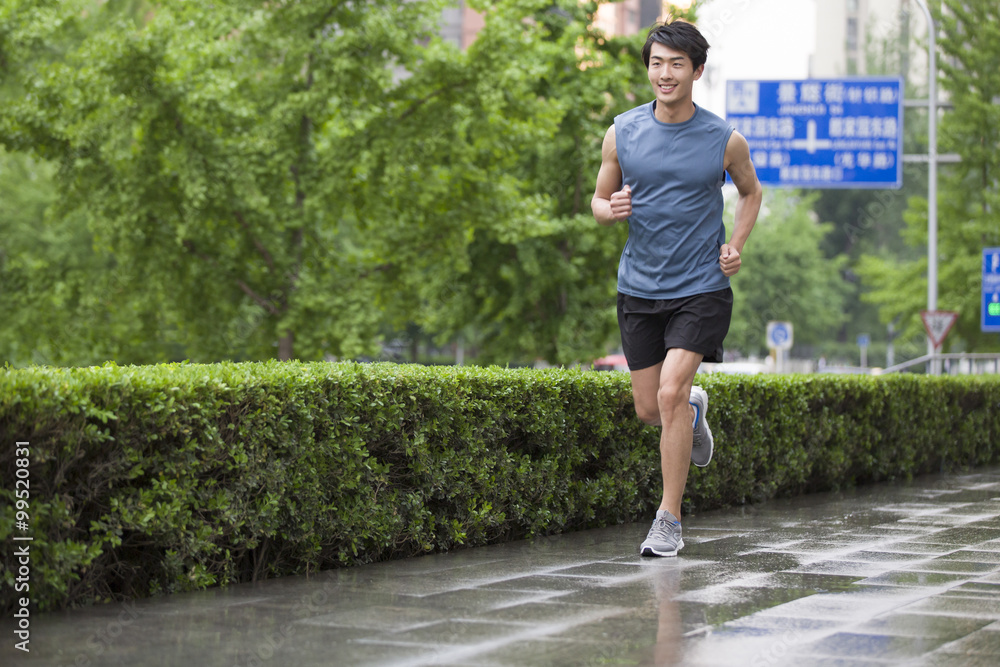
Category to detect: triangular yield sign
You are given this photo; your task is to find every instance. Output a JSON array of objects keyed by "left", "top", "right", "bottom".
[{"left": 920, "top": 310, "right": 959, "bottom": 348}]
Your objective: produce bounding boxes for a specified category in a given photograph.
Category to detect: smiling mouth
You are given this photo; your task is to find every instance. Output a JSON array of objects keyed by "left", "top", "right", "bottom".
[{"left": 658, "top": 84, "right": 676, "bottom": 93}]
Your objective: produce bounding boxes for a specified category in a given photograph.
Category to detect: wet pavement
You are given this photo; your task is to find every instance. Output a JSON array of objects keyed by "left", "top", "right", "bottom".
[{"left": 6, "top": 467, "right": 1000, "bottom": 667}]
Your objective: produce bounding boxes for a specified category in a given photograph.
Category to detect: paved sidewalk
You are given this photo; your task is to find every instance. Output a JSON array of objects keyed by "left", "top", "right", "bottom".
[{"left": 6, "top": 467, "right": 1000, "bottom": 667}]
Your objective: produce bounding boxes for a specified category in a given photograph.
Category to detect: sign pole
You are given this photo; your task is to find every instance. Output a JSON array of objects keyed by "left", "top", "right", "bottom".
[
  {"left": 766, "top": 321, "right": 793, "bottom": 374},
  {"left": 914, "top": 0, "right": 939, "bottom": 374},
  {"left": 857, "top": 334, "right": 870, "bottom": 368}
]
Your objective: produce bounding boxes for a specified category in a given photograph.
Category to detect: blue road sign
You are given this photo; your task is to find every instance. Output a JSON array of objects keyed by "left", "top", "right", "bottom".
[
  {"left": 726, "top": 78, "right": 903, "bottom": 189},
  {"left": 984, "top": 247, "right": 1000, "bottom": 333},
  {"left": 857, "top": 334, "right": 871, "bottom": 347},
  {"left": 767, "top": 321, "right": 793, "bottom": 350}
]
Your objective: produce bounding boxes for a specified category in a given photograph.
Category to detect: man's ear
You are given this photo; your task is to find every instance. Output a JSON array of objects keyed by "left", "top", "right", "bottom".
[{"left": 694, "top": 64, "right": 705, "bottom": 81}]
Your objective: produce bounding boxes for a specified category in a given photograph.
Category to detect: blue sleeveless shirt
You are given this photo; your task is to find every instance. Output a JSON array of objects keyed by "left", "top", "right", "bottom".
[{"left": 613, "top": 102, "right": 734, "bottom": 299}]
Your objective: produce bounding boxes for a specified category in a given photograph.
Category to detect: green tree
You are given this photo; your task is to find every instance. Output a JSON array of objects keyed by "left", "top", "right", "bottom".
[
  {"left": 0, "top": 147, "right": 175, "bottom": 366},
  {"left": 419, "top": 0, "right": 700, "bottom": 365},
  {"left": 857, "top": 0, "right": 1000, "bottom": 353},
  {"left": 413, "top": 1, "right": 648, "bottom": 365},
  {"left": 350, "top": 0, "right": 601, "bottom": 365},
  {"left": 1, "top": 0, "right": 712, "bottom": 366},
  {"left": 726, "top": 190, "right": 849, "bottom": 358},
  {"left": 0, "top": 0, "right": 544, "bottom": 364},
  {"left": 2, "top": 0, "right": 470, "bottom": 362},
  {"left": 810, "top": 7, "right": 928, "bottom": 358},
  {"left": 0, "top": 0, "right": 684, "bottom": 366},
  {"left": 0, "top": 1, "right": 174, "bottom": 366}
]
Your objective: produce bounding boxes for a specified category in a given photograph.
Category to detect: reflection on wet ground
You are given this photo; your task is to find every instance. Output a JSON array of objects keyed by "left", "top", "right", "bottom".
[{"left": 5, "top": 467, "right": 1000, "bottom": 666}]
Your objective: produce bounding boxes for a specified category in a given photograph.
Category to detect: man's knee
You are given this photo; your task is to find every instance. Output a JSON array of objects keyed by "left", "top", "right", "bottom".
[
  {"left": 635, "top": 402, "right": 660, "bottom": 426},
  {"left": 656, "top": 383, "right": 688, "bottom": 417}
]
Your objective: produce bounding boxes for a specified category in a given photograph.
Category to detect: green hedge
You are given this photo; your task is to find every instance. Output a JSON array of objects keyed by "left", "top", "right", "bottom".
[{"left": 1, "top": 361, "right": 998, "bottom": 612}]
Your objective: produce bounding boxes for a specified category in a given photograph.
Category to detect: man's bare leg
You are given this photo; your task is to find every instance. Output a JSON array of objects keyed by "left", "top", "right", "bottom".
[
  {"left": 655, "top": 348, "right": 703, "bottom": 517},
  {"left": 628, "top": 348, "right": 703, "bottom": 519}
]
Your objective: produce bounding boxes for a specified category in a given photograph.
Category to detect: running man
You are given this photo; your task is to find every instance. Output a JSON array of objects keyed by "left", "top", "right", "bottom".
[{"left": 591, "top": 20, "right": 762, "bottom": 557}]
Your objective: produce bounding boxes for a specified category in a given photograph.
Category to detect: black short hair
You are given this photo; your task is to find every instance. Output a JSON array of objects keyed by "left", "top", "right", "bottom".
[{"left": 641, "top": 20, "right": 710, "bottom": 70}]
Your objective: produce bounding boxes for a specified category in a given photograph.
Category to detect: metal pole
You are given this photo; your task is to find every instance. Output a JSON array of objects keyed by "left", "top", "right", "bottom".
[
  {"left": 887, "top": 321, "right": 895, "bottom": 367},
  {"left": 913, "top": 0, "right": 938, "bottom": 374}
]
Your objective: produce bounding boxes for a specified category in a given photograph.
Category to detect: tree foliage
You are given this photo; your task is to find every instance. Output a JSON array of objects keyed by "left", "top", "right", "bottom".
[
  {"left": 857, "top": 0, "right": 1000, "bottom": 353},
  {"left": 808, "top": 9, "right": 930, "bottom": 358},
  {"left": 0, "top": 0, "right": 696, "bottom": 366},
  {"left": 5, "top": 0, "right": 442, "bottom": 362},
  {"left": 9, "top": 0, "right": 875, "bottom": 368},
  {"left": 726, "top": 190, "right": 849, "bottom": 357}
]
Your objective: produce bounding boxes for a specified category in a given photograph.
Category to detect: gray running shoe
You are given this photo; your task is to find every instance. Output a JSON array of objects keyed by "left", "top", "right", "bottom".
[
  {"left": 640, "top": 510, "right": 684, "bottom": 557},
  {"left": 689, "top": 385, "right": 714, "bottom": 468}
]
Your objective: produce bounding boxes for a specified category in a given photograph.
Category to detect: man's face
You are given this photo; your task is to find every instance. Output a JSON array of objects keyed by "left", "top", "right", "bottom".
[{"left": 646, "top": 42, "right": 703, "bottom": 108}]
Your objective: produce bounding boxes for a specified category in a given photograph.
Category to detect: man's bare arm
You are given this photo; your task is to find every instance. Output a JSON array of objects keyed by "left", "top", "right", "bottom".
[
  {"left": 591, "top": 125, "right": 632, "bottom": 226},
  {"left": 719, "top": 131, "right": 762, "bottom": 276}
]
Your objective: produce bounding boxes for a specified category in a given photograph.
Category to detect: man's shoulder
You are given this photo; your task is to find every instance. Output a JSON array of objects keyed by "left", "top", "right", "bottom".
[
  {"left": 614, "top": 102, "right": 652, "bottom": 129},
  {"left": 694, "top": 105, "right": 734, "bottom": 135}
]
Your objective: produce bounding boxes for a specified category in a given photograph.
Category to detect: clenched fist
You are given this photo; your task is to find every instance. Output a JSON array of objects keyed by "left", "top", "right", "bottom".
[
  {"left": 719, "top": 244, "right": 742, "bottom": 277},
  {"left": 610, "top": 185, "right": 632, "bottom": 221}
]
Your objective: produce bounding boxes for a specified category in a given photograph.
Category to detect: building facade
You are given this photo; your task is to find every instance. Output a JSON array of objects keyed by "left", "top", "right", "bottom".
[
  {"left": 812, "top": 0, "right": 926, "bottom": 80},
  {"left": 441, "top": 0, "right": 668, "bottom": 50}
]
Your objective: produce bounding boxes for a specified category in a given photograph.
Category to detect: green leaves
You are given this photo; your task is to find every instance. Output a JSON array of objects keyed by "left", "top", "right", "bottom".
[
  {"left": 0, "top": 0, "right": 664, "bottom": 365},
  {"left": 858, "top": 0, "right": 1000, "bottom": 354},
  {"left": 1, "top": 0, "right": 442, "bottom": 362},
  {"left": 727, "top": 190, "right": 850, "bottom": 355}
]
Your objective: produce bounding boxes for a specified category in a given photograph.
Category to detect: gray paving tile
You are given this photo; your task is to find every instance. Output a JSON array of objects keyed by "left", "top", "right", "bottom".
[
  {"left": 556, "top": 610, "right": 711, "bottom": 645},
  {"left": 796, "top": 631, "right": 952, "bottom": 659},
  {"left": 474, "top": 574, "right": 588, "bottom": 593},
  {"left": 848, "top": 550, "right": 942, "bottom": 564},
  {"left": 684, "top": 628, "right": 831, "bottom": 667},
  {"left": 879, "top": 540, "right": 959, "bottom": 556},
  {"left": 299, "top": 603, "right": 452, "bottom": 631},
  {"left": 932, "top": 626, "right": 1000, "bottom": 655},
  {"left": 918, "top": 653, "right": 1000, "bottom": 667},
  {"left": 387, "top": 618, "right": 550, "bottom": 645},
  {"left": 545, "top": 560, "right": 648, "bottom": 580},
  {"left": 856, "top": 570, "right": 974, "bottom": 588},
  {"left": 790, "top": 558, "right": 897, "bottom": 578},
  {"left": 900, "top": 593, "right": 1000, "bottom": 618},
  {"left": 845, "top": 611, "right": 994, "bottom": 640},
  {"left": 742, "top": 571, "right": 864, "bottom": 593},
  {"left": 404, "top": 587, "right": 561, "bottom": 614},
  {"left": 905, "top": 558, "right": 1000, "bottom": 574},
  {"left": 917, "top": 526, "right": 1000, "bottom": 546},
  {"left": 470, "top": 635, "right": 659, "bottom": 667},
  {"left": 784, "top": 660, "right": 898, "bottom": 666},
  {"left": 721, "top": 614, "right": 843, "bottom": 634},
  {"left": 474, "top": 600, "right": 631, "bottom": 625},
  {"left": 944, "top": 581, "right": 1000, "bottom": 596},
  {"left": 938, "top": 549, "right": 1000, "bottom": 564},
  {"left": 754, "top": 588, "right": 927, "bottom": 622}
]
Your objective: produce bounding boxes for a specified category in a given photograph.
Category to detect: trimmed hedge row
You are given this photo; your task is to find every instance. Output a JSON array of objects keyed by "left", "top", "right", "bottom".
[{"left": 1, "top": 361, "right": 998, "bottom": 612}]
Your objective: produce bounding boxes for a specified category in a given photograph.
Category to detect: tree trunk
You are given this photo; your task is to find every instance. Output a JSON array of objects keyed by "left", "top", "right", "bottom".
[{"left": 278, "top": 331, "right": 294, "bottom": 361}]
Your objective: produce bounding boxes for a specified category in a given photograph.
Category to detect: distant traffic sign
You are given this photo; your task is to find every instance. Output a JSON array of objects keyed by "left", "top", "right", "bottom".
[
  {"left": 983, "top": 247, "right": 1000, "bottom": 333},
  {"left": 726, "top": 78, "right": 903, "bottom": 189},
  {"left": 921, "top": 310, "right": 959, "bottom": 349},
  {"left": 857, "top": 333, "right": 871, "bottom": 368},
  {"left": 766, "top": 321, "right": 793, "bottom": 351}
]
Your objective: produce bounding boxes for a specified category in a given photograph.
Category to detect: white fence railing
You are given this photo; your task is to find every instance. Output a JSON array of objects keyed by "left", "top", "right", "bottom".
[{"left": 881, "top": 353, "right": 1000, "bottom": 375}]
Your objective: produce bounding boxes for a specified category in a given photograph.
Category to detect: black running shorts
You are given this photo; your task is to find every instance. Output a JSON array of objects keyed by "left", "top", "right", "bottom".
[{"left": 616, "top": 287, "right": 734, "bottom": 371}]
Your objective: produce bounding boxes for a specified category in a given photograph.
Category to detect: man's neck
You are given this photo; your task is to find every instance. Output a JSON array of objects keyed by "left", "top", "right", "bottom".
[{"left": 654, "top": 100, "right": 697, "bottom": 124}]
